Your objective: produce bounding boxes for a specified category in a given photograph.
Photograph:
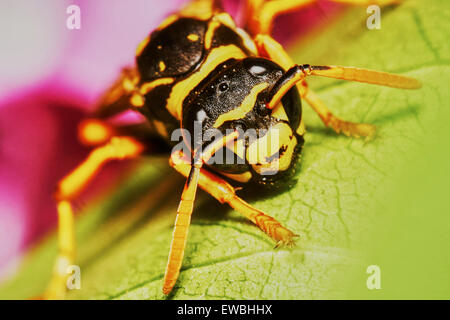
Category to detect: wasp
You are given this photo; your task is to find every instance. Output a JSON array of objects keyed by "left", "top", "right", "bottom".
[{"left": 44, "top": 0, "right": 420, "bottom": 298}]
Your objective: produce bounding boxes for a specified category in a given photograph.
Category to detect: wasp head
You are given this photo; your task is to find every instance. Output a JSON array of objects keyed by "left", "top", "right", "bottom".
[{"left": 181, "top": 57, "right": 303, "bottom": 185}]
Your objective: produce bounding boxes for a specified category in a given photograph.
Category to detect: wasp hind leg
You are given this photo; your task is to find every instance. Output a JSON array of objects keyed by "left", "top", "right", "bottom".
[
  {"left": 244, "top": 0, "right": 316, "bottom": 36},
  {"left": 244, "top": 0, "right": 403, "bottom": 36},
  {"left": 170, "top": 151, "right": 298, "bottom": 247},
  {"left": 43, "top": 136, "right": 144, "bottom": 299}
]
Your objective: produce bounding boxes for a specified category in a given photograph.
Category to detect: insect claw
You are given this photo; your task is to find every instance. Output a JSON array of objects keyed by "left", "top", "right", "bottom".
[
  {"left": 274, "top": 241, "right": 283, "bottom": 249},
  {"left": 288, "top": 238, "right": 298, "bottom": 248},
  {"left": 273, "top": 233, "right": 299, "bottom": 249}
]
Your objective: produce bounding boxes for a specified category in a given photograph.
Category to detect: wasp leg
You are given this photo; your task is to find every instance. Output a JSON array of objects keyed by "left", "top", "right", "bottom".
[
  {"left": 300, "top": 82, "right": 376, "bottom": 138},
  {"left": 44, "top": 136, "right": 144, "bottom": 299},
  {"left": 43, "top": 200, "right": 76, "bottom": 300},
  {"left": 92, "top": 67, "right": 141, "bottom": 119},
  {"left": 179, "top": 0, "right": 223, "bottom": 20},
  {"left": 80, "top": 65, "right": 158, "bottom": 147},
  {"left": 244, "top": 0, "right": 315, "bottom": 36},
  {"left": 78, "top": 118, "right": 158, "bottom": 148},
  {"left": 170, "top": 150, "right": 298, "bottom": 246},
  {"left": 244, "top": 0, "right": 403, "bottom": 36},
  {"left": 255, "top": 34, "right": 379, "bottom": 138},
  {"left": 78, "top": 119, "right": 116, "bottom": 147}
]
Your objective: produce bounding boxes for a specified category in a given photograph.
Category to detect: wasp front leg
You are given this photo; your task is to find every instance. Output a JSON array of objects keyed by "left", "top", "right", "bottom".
[
  {"left": 43, "top": 136, "right": 144, "bottom": 299},
  {"left": 170, "top": 150, "right": 298, "bottom": 247},
  {"left": 255, "top": 34, "right": 377, "bottom": 138}
]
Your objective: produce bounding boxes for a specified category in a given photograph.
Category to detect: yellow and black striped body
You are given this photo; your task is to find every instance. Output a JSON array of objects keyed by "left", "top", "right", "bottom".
[
  {"left": 133, "top": 11, "right": 257, "bottom": 135},
  {"left": 132, "top": 10, "right": 304, "bottom": 188}
]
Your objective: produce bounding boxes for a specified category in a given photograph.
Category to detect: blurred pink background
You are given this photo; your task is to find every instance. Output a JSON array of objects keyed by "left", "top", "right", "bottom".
[{"left": 0, "top": 0, "right": 341, "bottom": 282}]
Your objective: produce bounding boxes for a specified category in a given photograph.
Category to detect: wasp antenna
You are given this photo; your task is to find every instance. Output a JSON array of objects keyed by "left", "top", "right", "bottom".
[
  {"left": 266, "top": 64, "right": 421, "bottom": 109},
  {"left": 308, "top": 65, "right": 422, "bottom": 90},
  {"left": 266, "top": 65, "right": 310, "bottom": 110}
]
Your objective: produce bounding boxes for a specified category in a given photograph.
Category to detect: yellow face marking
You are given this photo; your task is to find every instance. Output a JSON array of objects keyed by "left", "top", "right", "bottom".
[
  {"left": 204, "top": 20, "right": 221, "bottom": 50},
  {"left": 247, "top": 122, "right": 297, "bottom": 173},
  {"left": 277, "top": 134, "right": 297, "bottom": 172},
  {"left": 130, "top": 93, "right": 145, "bottom": 107},
  {"left": 271, "top": 102, "right": 289, "bottom": 122},
  {"left": 166, "top": 45, "right": 247, "bottom": 120},
  {"left": 159, "top": 61, "right": 166, "bottom": 72},
  {"left": 251, "top": 137, "right": 297, "bottom": 174},
  {"left": 213, "top": 82, "right": 269, "bottom": 128},
  {"left": 136, "top": 36, "right": 150, "bottom": 56},
  {"left": 187, "top": 34, "right": 199, "bottom": 41},
  {"left": 139, "top": 78, "right": 174, "bottom": 95}
]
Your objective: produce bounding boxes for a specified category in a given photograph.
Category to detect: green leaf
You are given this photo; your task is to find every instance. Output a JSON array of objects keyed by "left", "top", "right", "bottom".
[{"left": 1, "top": 0, "right": 448, "bottom": 299}]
